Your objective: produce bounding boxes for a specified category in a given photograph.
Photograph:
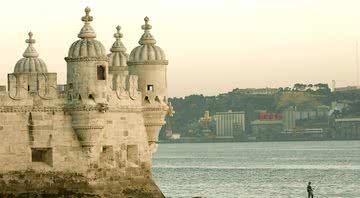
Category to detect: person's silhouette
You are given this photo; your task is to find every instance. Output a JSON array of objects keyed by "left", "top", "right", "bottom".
[{"left": 307, "top": 182, "right": 314, "bottom": 198}]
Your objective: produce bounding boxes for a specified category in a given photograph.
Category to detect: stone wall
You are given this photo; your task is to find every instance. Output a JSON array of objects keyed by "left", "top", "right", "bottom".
[{"left": 0, "top": 108, "right": 153, "bottom": 173}]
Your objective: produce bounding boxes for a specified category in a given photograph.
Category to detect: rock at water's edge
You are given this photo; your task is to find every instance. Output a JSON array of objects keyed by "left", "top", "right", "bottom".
[{"left": 0, "top": 170, "right": 165, "bottom": 198}]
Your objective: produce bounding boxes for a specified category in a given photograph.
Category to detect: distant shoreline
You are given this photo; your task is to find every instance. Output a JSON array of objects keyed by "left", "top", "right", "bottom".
[{"left": 158, "top": 138, "right": 360, "bottom": 144}]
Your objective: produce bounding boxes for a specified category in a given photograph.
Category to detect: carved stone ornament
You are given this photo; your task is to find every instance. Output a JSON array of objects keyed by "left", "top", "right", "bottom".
[
  {"left": 167, "top": 102, "right": 175, "bottom": 117},
  {"left": 116, "top": 75, "right": 128, "bottom": 99},
  {"left": 97, "top": 103, "right": 109, "bottom": 113},
  {"left": 128, "top": 75, "right": 139, "bottom": 100}
]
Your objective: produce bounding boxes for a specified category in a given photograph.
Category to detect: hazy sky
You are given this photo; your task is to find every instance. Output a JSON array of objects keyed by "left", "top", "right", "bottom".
[{"left": 0, "top": 0, "right": 360, "bottom": 97}]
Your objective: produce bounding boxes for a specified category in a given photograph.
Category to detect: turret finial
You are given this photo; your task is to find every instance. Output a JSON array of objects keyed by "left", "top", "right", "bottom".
[
  {"left": 26, "top": 31, "right": 36, "bottom": 45},
  {"left": 23, "top": 31, "right": 39, "bottom": 58},
  {"left": 110, "top": 25, "right": 126, "bottom": 53},
  {"left": 114, "top": 25, "right": 123, "bottom": 40},
  {"left": 142, "top": 16, "right": 152, "bottom": 32},
  {"left": 82, "top": 7, "right": 93, "bottom": 23},
  {"left": 78, "top": 7, "right": 96, "bottom": 39},
  {"left": 139, "top": 16, "right": 156, "bottom": 45}
]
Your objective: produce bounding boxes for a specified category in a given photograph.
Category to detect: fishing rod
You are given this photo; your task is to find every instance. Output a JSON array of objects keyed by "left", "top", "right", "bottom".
[
  {"left": 313, "top": 174, "right": 325, "bottom": 191},
  {"left": 312, "top": 158, "right": 353, "bottom": 194}
]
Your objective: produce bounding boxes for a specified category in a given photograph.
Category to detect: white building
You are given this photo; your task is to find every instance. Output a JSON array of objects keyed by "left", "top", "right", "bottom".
[{"left": 214, "top": 111, "right": 245, "bottom": 138}]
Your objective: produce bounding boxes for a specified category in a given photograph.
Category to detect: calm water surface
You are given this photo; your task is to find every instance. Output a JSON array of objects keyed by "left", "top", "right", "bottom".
[{"left": 153, "top": 141, "right": 360, "bottom": 198}]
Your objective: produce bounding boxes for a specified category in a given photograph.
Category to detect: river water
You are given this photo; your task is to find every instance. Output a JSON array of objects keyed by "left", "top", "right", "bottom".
[{"left": 153, "top": 141, "right": 360, "bottom": 198}]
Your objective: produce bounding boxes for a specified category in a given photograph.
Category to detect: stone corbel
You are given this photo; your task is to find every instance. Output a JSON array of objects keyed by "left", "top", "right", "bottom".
[
  {"left": 127, "top": 75, "right": 139, "bottom": 100},
  {"left": 115, "top": 75, "right": 129, "bottom": 100},
  {"left": 38, "top": 73, "right": 57, "bottom": 100},
  {"left": 8, "top": 74, "right": 26, "bottom": 100},
  {"left": 97, "top": 103, "right": 109, "bottom": 113}
]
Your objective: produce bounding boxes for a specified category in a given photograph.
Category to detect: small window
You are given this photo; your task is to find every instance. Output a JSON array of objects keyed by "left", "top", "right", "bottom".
[
  {"left": 97, "top": 65, "right": 106, "bottom": 80},
  {"left": 31, "top": 148, "right": 52, "bottom": 165},
  {"left": 147, "top": 85, "right": 154, "bottom": 91},
  {"left": 127, "top": 145, "right": 138, "bottom": 164},
  {"left": 101, "top": 146, "right": 114, "bottom": 166},
  {"left": 28, "top": 85, "right": 30, "bottom": 91},
  {"left": 102, "top": 146, "right": 113, "bottom": 154}
]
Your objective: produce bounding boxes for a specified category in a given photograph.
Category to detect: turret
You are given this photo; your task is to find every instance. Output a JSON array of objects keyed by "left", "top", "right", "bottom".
[
  {"left": 108, "top": 26, "right": 129, "bottom": 96},
  {"left": 128, "top": 17, "right": 168, "bottom": 104},
  {"left": 65, "top": 7, "right": 108, "bottom": 162},
  {"left": 65, "top": 7, "right": 109, "bottom": 105},
  {"left": 128, "top": 17, "right": 171, "bottom": 152},
  {"left": 8, "top": 32, "right": 56, "bottom": 99}
]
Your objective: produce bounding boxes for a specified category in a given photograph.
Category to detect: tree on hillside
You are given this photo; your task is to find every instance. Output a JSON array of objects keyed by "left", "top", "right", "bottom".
[
  {"left": 293, "top": 83, "right": 307, "bottom": 91},
  {"left": 275, "top": 92, "right": 320, "bottom": 111}
]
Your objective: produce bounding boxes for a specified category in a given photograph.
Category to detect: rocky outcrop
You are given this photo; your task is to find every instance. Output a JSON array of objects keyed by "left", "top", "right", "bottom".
[{"left": 0, "top": 170, "right": 165, "bottom": 198}]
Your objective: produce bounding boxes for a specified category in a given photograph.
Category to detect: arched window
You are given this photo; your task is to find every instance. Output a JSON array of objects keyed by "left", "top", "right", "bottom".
[{"left": 97, "top": 65, "right": 106, "bottom": 80}]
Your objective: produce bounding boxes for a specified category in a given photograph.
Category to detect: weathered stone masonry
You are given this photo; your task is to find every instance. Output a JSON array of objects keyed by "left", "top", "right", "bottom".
[{"left": 0, "top": 7, "right": 173, "bottom": 198}]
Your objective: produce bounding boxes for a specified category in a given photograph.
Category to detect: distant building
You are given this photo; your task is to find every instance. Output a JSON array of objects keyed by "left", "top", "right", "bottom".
[
  {"left": 292, "top": 106, "right": 329, "bottom": 121},
  {"left": 280, "top": 128, "right": 326, "bottom": 140},
  {"left": 331, "top": 80, "right": 336, "bottom": 92},
  {"left": 333, "top": 118, "right": 360, "bottom": 138},
  {"left": 251, "top": 120, "right": 283, "bottom": 140},
  {"left": 214, "top": 111, "right": 245, "bottom": 138},
  {"left": 283, "top": 107, "right": 296, "bottom": 131},
  {"left": 170, "top": 133, "right": 181, "bottom": 140},
  {"left": 199, "top": 110, "right": 213, "bottom": 135},
  {"left": 259, "top": 111, "right": 283, "bottom": 120},
  {"left": 165, "top": 122, "right": 173, "bottom": 139},
  {"left": 331, "top": 101, "right": 347, "bottom": 111},
  {"left": 334, "top": 86, "right": 360, "bottom": 92}
]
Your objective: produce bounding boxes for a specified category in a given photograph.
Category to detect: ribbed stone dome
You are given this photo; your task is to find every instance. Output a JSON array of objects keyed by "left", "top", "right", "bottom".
[
  {"left": 129, "top": 17, "right": 167, "bottom": 64},
  {"left": 109, "top": 52, "right": 128, "bottom": 67},
  {"left": 66, "top": 7, "right": 107, "bottom": 59},
  {"left": 15, "top": 58, "right": 47, "bottom": 73},
  {"left": 108, "top": 26, "right": 128, "bottom": 67},
  {"left": 68, "top": 39, "right": 107, "bottom": 58},
  {"left": 14, "top": 32, "right": 48, "bottom": 73},
  {"left": 129, "top": 45, "right": 166, "bottom": 62}
]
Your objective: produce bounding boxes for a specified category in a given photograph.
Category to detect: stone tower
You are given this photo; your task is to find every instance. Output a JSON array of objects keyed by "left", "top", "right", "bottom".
[
  {"left": 0, "top": 7, "right": 172, "bottom": 198},
  {"left": 129, "top": 17, "right": 170, "bottom": 152},
  {"left": 108, "top": 25, "right": 129, "bottom": 92},
  {"left": 65, "top": 7, "right": 109, "bottom": 163}
]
